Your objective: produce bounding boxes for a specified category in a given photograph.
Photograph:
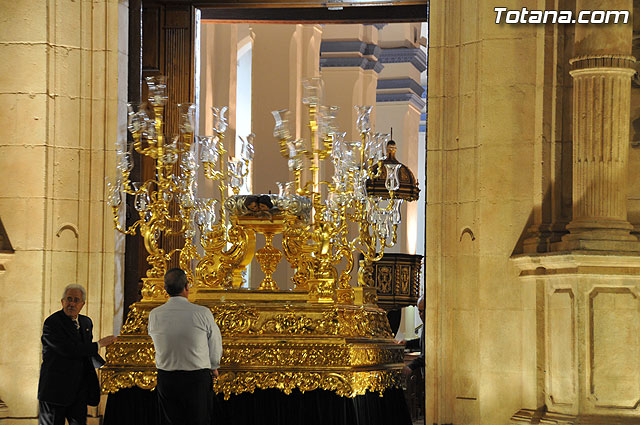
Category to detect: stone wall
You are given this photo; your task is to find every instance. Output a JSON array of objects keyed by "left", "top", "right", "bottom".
[
  {"left": 427, "top": 1, "right": 640, "bottom": 424},
  {"left": 0, "top": 0, "right": 123, "bottom": 421}
]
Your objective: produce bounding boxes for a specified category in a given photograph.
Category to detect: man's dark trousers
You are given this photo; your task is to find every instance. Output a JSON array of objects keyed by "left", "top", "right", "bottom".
[
  {"left": 157, "top": 369, "right": 213, "bottom": 425},
  {"left": 38, "top": 380, "right": 88, "bottom": 425}
]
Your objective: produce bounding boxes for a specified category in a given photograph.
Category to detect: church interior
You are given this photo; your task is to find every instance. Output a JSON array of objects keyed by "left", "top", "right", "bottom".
[{"left": 2, "top": 0, "right": 640, "bottom": 424}]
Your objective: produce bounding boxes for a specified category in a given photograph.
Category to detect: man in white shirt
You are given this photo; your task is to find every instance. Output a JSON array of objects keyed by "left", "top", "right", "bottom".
[{"left": 148, "top": 268, "right": 223, "bottom": 425}]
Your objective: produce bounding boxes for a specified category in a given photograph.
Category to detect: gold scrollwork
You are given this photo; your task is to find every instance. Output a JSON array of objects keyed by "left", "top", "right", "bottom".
[
  {"left": 221, "top": 344, "right": 402, "bottom": 368},
  {"left": 349, "top": 346, "right": 404, "bottom": 366},
  {"left": 105, "top": 342, "right": 155, "bottom": 366},
  {"left": 210, "top": 303, "right": 261, "bottom": 334},
  {"left": 213, "top": 369, "right": 402, "bottom": 399},
  {"left": 101, "top": 369, "right": 157, "bottom": 394},
  {"left": 282, "top": 215, "right": 314, "bottom": 291},
  {"left": 208, "top": 304, "right": 391, "bottom": 338},
  {"left": 209, "top": 304, "right": 390, "bottom": 338},
  {"left": 221, "top": 344, "right": 351, "bottom": 367},
  {"left": 337, "top": 308, "right": 392, "bottom": 338},
  {"left": 120, "top": 304, "right": 151, "bottom": 335},
  {"left": 261, "top": 311, "right": 317, "bottom": 334}
]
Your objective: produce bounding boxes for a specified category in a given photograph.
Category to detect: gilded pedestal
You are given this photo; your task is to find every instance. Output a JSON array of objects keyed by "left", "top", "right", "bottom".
[{"left": 102, "top": 290, "right": 404, "bottom": 398}]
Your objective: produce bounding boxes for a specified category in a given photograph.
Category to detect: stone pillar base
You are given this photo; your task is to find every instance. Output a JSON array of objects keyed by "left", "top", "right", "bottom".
[
  {"left": 553, "top": 219, "right": 640, "bottom": 252},
  {"left": 523, "top": 223, "right": 568, "bottom": 254},
  {"left": 511, "top": 253, "right": 640, "bottom": 424},
  {"left": 512, "top": 408, "right": 640, "bottom": 425}
]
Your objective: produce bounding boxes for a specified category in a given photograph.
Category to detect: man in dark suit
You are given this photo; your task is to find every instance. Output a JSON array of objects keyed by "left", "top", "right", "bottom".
[{"left": 38, "top": 284, "right": 117, "bottom": 425}]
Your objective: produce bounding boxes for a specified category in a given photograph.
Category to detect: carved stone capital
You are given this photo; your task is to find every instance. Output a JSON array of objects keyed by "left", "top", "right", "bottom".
[{"left": 569, "top": 55, "right": 636, "bottom": 73}]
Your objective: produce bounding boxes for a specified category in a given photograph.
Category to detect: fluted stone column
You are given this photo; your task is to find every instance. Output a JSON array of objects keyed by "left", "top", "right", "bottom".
[
  {"left": 512, "top": 3, "right": 640, "bottom": 424},
  {"left": 558, "top": 1, "right": 640, "bottom": 252}
]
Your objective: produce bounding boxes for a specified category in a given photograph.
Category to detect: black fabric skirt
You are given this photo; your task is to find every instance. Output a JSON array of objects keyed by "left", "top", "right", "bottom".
[{"left": 104, "top": 386, "right": 412, "bottom": 425}]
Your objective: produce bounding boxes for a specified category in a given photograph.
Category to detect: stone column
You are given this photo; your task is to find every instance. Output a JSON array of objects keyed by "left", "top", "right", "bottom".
[
  {"left": 512, "top": 4, "right": 640, "bottom": 424},
  {"left": 558, "top": 0, "right": 639, "bottom": 252},
  {"left": 197, "top": 23, "right": 238, "bottom": 201},
  {"left": 376, "top": 23, "right": 426, "bottom": 254},
  {"left": 321, "top": 24, "right": 382, "bottom": 141},
  {"left": 199, "top": 23, "right": 238, "bottom": 147},
  {"left": 249, "top": 24, "right": 322, "bottom": 290}
]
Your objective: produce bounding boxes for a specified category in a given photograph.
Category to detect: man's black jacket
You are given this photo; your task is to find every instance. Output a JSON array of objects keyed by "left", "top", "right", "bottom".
[{"left": 37, "top": 309, "right": 102, "bottom": 406}]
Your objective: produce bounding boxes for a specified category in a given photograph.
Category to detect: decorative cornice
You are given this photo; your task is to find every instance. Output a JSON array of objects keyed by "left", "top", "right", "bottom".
[
  {"left": 320, "top": 41, "right": 384, "bottom": 72},
  {"left": 379, "top": 47, "right": 426, "bottom": 72},
  {"left": 511, "top": 252, "right": 640, "bottom": 278},
  {"left": 320, "top": 41, "right": 381, "bottom": 59},
  {"left": 376, "top": 92, "right": 425, "bottom": 110},
  {"left": 320, "top": 57, "right": 384, "bottom": 73},
  {"left": 377, "top": 78, "right": 425, "bottom": 97}
]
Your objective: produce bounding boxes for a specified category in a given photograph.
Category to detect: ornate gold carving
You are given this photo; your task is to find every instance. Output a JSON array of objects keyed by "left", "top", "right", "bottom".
[
  {"left": 282, "top": 215, "right": 314, "bottom": 291},
  {"left": 336, "top": 288, "right": 355, "bottom": 305},
  {"left": 105, "top": 341, "right": 155, "bottom": 366},
  {"left": 101, "top": 369, "right": 157, "bottom": 394},
  {"left": 196, "top": 227, "right": 227, "bottom": 288},
  {"left": 214, "top": 369, "right": 402, "bottom": 399},
  {"left": 140, "top": 277, "right": 168, "bottom": 302},
  {"left": 209, "top": 303, "right": 259, "bottom": 334},
  {"left": 105, "top": 79, "right": 415, "bottom": 401},
  {"left": 103, "top": 298, "right": 399, "bottom": 395},
  {"left": 222, "top": 344, "right": 350, "bottom": 367},
  {"left": 221, "top": 344, "right": 403, "bottom": 368},
  {"left": 120, "top": 304, "right": 151, "bottom": 335},
  {"left": 209, "top": 303, "right": 390, "bottom": 338},
  {"left": 308, "top": 278, "right": 337, "bottom": 304},
  {"left": 256, "top": 232, "right": 282, "bottom": 291},
  {"left": 196, "top": 224, "right": 256, "bottom": 289},
  {"left": 337, "top": 307, "right": 391, "bottom": 337}
]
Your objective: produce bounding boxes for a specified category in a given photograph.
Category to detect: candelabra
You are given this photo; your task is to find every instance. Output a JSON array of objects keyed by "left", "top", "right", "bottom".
[
  {"left": 192, "top": 107, "right": 256, "bottom": 289},
  {"left": 107, "top": 76, "right": 201, "bottom": 300},
  {"left": 273, "top": 78, "right": 403, "bottom": 304}
]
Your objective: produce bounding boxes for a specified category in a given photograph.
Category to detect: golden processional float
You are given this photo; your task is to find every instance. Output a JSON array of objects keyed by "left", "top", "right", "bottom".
[{"left": 102, "top": 76, "right": 416, "bottom": 400}]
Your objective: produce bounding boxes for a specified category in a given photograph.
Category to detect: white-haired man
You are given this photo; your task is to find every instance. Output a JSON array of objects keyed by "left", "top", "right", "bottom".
[{"left": 38, "top": 284, "right": 117, "bottom": 425}]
